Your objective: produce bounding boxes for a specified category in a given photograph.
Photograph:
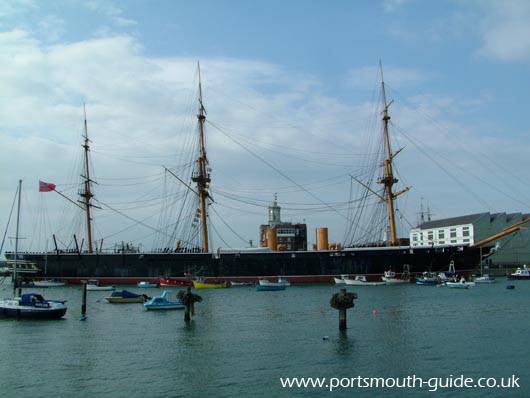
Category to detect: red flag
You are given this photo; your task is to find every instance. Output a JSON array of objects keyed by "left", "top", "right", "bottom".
[{"left": 39, "top": 181, "right": 56, "bottom": 192}]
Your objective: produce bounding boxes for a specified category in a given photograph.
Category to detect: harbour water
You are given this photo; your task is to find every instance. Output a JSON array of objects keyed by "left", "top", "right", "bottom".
[{"left": 0, "top": 279, "right": 528, "bottom": 398}]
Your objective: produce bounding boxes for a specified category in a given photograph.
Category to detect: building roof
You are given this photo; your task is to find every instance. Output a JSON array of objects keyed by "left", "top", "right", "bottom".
[{"left": 416, "top": 212, "right": 488, "bottom": 230}]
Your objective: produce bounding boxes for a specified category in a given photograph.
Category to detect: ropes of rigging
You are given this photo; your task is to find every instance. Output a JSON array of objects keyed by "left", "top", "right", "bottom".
[
  {"left": 209, "top": 206, "right": 249, "bottom": 246},
  {"left": 385, "top": 84, "right": 530, "bottom": 209},
  {"left": 0, "top": 184, "right": 19, "bottom": 254},
  {"left": 391, "top": 122, "right": 497, "bottom": 210},
  {"left": 207, "top": 120, "right": 352, "bottom": 224}
]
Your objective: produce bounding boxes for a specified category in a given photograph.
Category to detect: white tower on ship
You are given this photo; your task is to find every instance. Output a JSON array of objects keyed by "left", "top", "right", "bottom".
[{"left": 268, "top": 194, "right": 282, "bottom": 227}]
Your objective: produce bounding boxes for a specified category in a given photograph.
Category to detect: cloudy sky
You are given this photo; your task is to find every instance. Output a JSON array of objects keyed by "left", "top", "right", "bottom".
[{"left": 1, "top": 0, "right": 530, "bottom": 254}]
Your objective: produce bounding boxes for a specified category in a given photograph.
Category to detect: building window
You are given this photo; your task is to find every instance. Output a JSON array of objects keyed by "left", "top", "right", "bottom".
[
  {"left": 438, "top": 230, "right": 445, "bottom": 239},
  {"left": 450, "top": 229, "right": 457, "bottom": 238},
  {"left": 462, "top": 227, "right": 470, "bottom": 237}
]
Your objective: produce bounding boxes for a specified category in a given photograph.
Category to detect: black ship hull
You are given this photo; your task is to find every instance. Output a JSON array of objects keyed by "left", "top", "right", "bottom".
[{"left": 7, "top": 245, "right": 482, "bottom": 284}]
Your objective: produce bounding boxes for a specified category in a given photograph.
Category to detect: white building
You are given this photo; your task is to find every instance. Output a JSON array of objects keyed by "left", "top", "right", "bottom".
[{"left": 410, "top": 212, "right": 530, "bottom": 267}]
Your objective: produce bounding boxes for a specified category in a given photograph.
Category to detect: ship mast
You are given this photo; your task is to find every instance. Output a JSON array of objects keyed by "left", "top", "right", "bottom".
[
  {"left": 13, "top": 179, "right": 22, "bottom": 296},
  {"left": 79, "top": 104, "right": 95, "bottom": 253},
  {"left": 377, "top": 62, "right": 410, "bottom": 245},
  {"left": 191, "top": 63, "right": 211, "bottom": 252}
]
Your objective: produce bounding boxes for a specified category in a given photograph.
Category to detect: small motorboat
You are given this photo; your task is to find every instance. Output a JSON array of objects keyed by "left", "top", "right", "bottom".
[
  {"left": 258, "top": 276, "right": 291, "bottom": 287},
  {"left": 85, "top": 279, "right": 116, "bottom": 291},
  {"left": 446, "top": 277, "right": 475, "bottom": 289},
  {"left": 416, "top": 272, "right": 440, "bottom": 286},
  {"left": 474, "top": 261, "right": 496, "bottom": 283},
  {"left": 144, "top": 291, "right": 185, "bottom": 310},
  {"left": 507, "top": 265, "right": 530, "bottom": 280},
  {"left": 344, "top": 275, "right": 386, "bottom": 286},
  {"left": 0, "top": 293, "right": 67, "bottom": 319},
  {"left": 137, "top": 281, "right": 159, "bottom": 288},
  {"left": 333, "top": 275, "right": 349, "bottom": 284},
  {"left": 381, "top": 269, "right": 409, "bottom": 285},
  {"left": 229, "top": 281, "right": 255, "bottom": 286},
  {"left": 256, "top": 284, "right": 286, "bottom": 291},
  {"left": 33, "top": 279, "right": 67, "bottom": 287},
  {"left": 105, "top": 290, "right": 150, "bottom": 303},
  {"left": 473, "top": 274, "right": 496, "bottom": 284}
]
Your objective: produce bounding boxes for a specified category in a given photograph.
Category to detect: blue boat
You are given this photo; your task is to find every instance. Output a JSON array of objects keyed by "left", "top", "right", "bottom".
[
  {"left": 256, "top": 284, "right": 286, "bottom": 291},
  {"left": 105, "top": 290, "right": 150, "bottom": 303},
  {"left": 416, "top": 271, "right": 440, "bottom": 285},
  {"left": 143, "top": 290, "right": 185, "bottom": 310}
]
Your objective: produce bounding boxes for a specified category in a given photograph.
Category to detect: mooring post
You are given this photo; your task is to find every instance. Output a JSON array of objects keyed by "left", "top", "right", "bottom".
[
  {"left": 330, "top": 288, "right": 357, "bottom": 331},
  {"left": 180, "top": 286, "right": 202, "bottom": 323},
  {"left": 184, "top": 287, "right": 192, "bottom": 322},
  {"left": 80, "top": 281, "right": 87, "bottom": 321}
]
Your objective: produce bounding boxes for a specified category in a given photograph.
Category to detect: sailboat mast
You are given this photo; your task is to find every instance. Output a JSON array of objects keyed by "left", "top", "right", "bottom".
[
  {"left": 192, "top": 63, "right": 211, "bottom": 252},
  {"left": 378, "top": 62, "right": 399, "bottom": 245},
  {"left": 13, "top": 179, "right": 22, "bottom": 296},
  {"left": 80, "top": 105, "right": 94, "bottom": 253}
]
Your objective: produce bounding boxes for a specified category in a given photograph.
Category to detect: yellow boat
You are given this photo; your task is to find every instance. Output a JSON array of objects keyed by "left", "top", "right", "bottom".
[{"left": 192, "top": 280, "right": 231, "bottom": 289}]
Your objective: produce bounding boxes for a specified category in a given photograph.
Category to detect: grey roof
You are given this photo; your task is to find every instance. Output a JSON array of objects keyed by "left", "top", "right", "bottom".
[{"left": 416, "top": 212, "right": 488, "bottom": 229}]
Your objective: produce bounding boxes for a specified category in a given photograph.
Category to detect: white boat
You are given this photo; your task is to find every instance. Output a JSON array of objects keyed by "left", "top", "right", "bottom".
[
  {"left": 381, "top": 266, "right": 410, "bottom": 285},
  {"left": 333, "top": 274, "right": 349, "bottom": 284},
  {"left": 473, "top": 274, "right": 496, "bottom": 284},
  {"left": 0, "top": 180, "right": 67, "bottom": 319},
  {"left": 473, "top": 258, "right": 496, "bottom": 283},
  {"left": 344, "top": 275, "right": 386, "bottom": 286},
  {"left": 0, "top": 293, "right": 68, "bottom": 319},
  {"left": 86, "top": 279, "right": 116, "bottom": 291},
  {"left": 137, "top": 281, "right": 159, "bottom": 288},
  {"left": 33, "top": 279, "right": 67, "bottom": 287},
  {"left": 229, "top": 281, "right": 254, "bottom": 286},
  {"left": 446, "top": 277, "right": 475, "bottom": 289},
  {"left": 507, "top": 265, "right": 530, "bottom": 280},
  {"left": 259, "top": 276, "right": 290, "bottom": 287}
]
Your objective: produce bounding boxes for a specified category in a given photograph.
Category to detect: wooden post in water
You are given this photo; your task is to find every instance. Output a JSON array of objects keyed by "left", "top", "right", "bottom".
[
  {"left": 80, "top": 281, "right": 87, "bottom": 321},
  {"left": 179, "top": 286, "right": 203, "bottom": 323},
  {"left": 330, "top": 288, "right": 357, "bottom": 331}
]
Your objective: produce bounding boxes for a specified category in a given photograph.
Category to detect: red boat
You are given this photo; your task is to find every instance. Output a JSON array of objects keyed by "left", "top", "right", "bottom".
[{"left": 159, "top": 276, "right": 193, "bottom": 287}]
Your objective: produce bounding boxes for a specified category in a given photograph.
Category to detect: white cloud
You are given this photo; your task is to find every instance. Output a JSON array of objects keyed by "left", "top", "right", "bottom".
[
  {"left": 0, "top": 29, "right": 360, "bottom": 250},
  {"left": 83, "top": 0, "right": 138, "bottom": 28},
  {"left": 0, "top": 0, "right": 35, "bottom": 18},
  {"left": 38, "top": 14, "right": 65, "bottom": 42},
  {"left": 1, "top": 24, "right": 529, "bottom": 252},
  {"left": 476, "top": 0, "right": 530, "bottom": 62},
  {"left": 113, "top": 16, "right": 137, "bottom": 27}
]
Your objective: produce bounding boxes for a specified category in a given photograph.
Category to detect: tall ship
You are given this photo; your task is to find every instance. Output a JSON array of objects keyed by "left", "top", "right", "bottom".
[{"left": 3, "top": 64, "right": 492, "bottom": 283}]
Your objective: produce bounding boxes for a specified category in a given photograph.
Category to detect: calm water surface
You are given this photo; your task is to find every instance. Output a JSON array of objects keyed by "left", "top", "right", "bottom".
[{"left": 1, "top": 280, "right": 529, "bottom": 398}]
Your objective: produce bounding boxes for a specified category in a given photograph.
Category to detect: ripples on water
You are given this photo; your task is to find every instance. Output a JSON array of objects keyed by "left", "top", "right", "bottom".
[{"left": 1, "top": 281, "right": 528, "bottom": 397}]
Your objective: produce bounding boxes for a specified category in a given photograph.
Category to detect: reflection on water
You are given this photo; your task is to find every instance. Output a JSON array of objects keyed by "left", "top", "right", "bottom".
[{"left": 0, "top": 282, "right": 529, "bottom": 397}]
